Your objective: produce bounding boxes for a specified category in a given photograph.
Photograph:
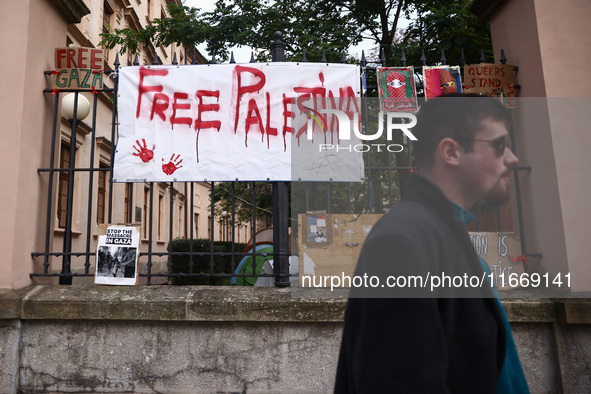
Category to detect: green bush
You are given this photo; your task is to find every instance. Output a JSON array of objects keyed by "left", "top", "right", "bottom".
[{"left": 168, "top": 239, "right": 247, "bottom": 285}]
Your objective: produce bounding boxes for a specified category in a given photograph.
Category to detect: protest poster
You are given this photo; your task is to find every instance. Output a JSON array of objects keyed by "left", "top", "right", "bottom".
[
  {"left": 53, "top": 47, "right": 104, "bottom": 90},
  {"left": 422, "top": 66, "right": 462, "bottom": 100},
  {"left": 463, "top": 63, "right": 516, "bottom": 108},
  {"left": 95, "top": 225, "right": 140, "bottom": 285},
  {"left": 113, "top": 63, "right": 362, "bottom": 183},
  {"left": 462, "top": 63, "right": 514, "bottom": 94},
  {"left": 303, "top": 214, "right": 332, "bottom": 247},
  {"left": 377, "top": 67, "right": 418, "bottom": 112},
  {"left": 469, "top": 232, "right": 525, "bottom": 290}
]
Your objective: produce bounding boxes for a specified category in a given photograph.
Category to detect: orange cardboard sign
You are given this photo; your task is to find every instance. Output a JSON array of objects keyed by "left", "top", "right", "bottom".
[
  {"left": 463, "top": 63, "right": 514, "bottom": 94},
  {"left": 53, "top": 47, "right": 104, "bottom": 90}
]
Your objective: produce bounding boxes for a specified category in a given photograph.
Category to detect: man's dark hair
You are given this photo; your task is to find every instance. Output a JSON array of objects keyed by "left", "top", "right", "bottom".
[{"left": 412, "top": 93, "right": 511, "bottom": 170}]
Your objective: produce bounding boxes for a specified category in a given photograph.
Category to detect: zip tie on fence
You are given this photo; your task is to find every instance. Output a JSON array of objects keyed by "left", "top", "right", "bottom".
[
  {"left": 360, "top": 68, "right": 367, "bottom": 95},
  {"left": 106, "top": 70, "right": 118, "bottom": 81}
]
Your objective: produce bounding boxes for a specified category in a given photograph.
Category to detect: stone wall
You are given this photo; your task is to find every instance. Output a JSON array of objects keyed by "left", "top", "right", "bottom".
[{"left": 1, "top": 286, "right": 590, "bottom": 393}]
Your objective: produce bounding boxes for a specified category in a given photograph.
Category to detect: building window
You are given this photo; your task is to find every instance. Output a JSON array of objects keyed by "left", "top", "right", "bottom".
[
  {"left": 194, "top": 213, "right": 199, "bottom": 238},
  {"left": 143, "top": 185, "right": 150, "bottom": 238},
  {"left": 124, "top": 183, "right": 131, "bottom": 222},
  {"left": 97, "top": 162, "right": 110, "bottom": 225},
  {"left": 102, "top": 1, "right": 114, "bottom": 62},
  {"left": 57, "top": 143, "right": 71, "bottom": 228},
  {"left": 158, "top": 194, "right": 164, "bottom": 240},
  {"left": 178, "top": 202, "right": 184, "bottom": 239}
]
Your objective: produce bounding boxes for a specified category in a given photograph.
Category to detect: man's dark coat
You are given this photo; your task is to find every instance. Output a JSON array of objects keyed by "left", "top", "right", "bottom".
[{"left": 334, "top": 175, "right": 506, "bottom": 393}]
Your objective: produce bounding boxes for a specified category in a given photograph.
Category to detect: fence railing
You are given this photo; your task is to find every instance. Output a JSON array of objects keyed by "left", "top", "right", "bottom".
[{"left": 33, "top": 32, "right": 532, "bottom": 286}]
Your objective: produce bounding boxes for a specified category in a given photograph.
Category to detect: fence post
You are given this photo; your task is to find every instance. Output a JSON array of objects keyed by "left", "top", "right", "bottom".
[
  {"left": 60, "top": 92, "right": 81, "bottom": 285},
  {"left": 271, "top": 31, "right": 286, "bottom": 62},
  {"left": 271, "top": 31, "right": 290, "bottom": 287}
]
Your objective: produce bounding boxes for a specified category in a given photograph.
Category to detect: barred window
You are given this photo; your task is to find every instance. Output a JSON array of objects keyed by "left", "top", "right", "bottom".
[
  {"left": 57, "top": 143, "right": 70, "bottom": 228},
  {"left": 97, "top": 162, "right": 110, "bottom": 224},
  {"left": 124, "top": 183, "right": 131, "bottom": 222}
]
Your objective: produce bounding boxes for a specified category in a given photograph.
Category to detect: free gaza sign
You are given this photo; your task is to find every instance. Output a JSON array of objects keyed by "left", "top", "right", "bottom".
[
  {"left": 113, "top": 63, "right": 362, "bottom": 182},
  {"left": 53, "top": 47, "right": 104, "bottom": 90}
]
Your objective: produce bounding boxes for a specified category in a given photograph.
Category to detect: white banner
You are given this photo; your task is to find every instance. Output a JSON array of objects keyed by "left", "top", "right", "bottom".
[{"left": 113, "top": 63, "right": 362, "bottom": 182}]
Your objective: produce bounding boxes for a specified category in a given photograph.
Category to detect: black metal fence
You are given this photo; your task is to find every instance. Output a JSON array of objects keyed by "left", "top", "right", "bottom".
[{"left": 33, "top": 32, "right": 532, "bottom": 286}]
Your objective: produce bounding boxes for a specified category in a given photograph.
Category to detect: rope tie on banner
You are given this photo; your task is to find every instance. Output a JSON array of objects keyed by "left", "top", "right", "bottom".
[
  {"left": 514, "top": 254, "right": 528, "bottom": 264},
  {"left": 516, "top": 254, "right": 528, "bottom": 271},
  {"left": 508, "top": 253, "right": 529, "bottom": 269},
  {"left": 409, "top": 166, "right": 414, "bottom": 173},
  {"left": 51, "top": 89, "right": 60, "bottom": 95},
  {"left": 92, "top": 70, "right": 104, "bottom": 94},
  {"left": 49, "top": 70, "right": 59, "bottom": 75}
]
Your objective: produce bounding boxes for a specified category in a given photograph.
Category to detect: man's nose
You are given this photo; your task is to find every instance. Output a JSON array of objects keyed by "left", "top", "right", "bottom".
[{"left": 505, "top": 147, "right": 519, "bottom": 167}]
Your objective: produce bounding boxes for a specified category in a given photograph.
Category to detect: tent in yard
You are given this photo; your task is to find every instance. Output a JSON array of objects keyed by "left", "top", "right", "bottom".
[{"left": 230, "top": 243, "right": 273, "bottom": 286}]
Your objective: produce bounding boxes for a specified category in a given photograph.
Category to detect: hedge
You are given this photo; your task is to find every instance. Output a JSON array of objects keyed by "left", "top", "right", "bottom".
[{"left": 168, "top": 239, "right": 247, "bottom": 285}]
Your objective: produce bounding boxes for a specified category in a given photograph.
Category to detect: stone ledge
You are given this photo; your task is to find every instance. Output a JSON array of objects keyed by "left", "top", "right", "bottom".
[
  {"left": 502, "top": 299, "right": 559, "bottom": 322},
  {"left": 3, "top": 285, "right": 591, "bottom": 323},
  {"left": 562, "top": 301, "right": 591, "bottom": 324},
  {"left": 0, "top": 289, "right": 21, "bottom": 319},
  {"left": 18, "top": 285, "right": 348, "bottom": 322}
]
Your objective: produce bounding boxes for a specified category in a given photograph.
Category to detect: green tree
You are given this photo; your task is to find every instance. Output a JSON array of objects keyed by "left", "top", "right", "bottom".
[
  {"left": 392, "top": 0, "right": 493, "bottom": 67},
  {"left": 101, "top": 0, "right": 366, "bottom": 62},
  {"left": 359, "top": 1, "right": 494, "bottom": 195},
  {"left": 101, "top": 0, "right": 491, "bottom": 67},
  {"left": 101, "top": 0, "right": 493, "bottom": 217},
  {"left": 100, "top": 4, "right": 210, "bottom": 57},
  {"left": 211, "top": 182, "right": 274, "bottom": 225}
]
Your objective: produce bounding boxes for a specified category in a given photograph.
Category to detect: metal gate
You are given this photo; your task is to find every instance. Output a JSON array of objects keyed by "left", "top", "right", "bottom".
[{"left": 32, "top": 32, "right": 532, "bottom": 286}]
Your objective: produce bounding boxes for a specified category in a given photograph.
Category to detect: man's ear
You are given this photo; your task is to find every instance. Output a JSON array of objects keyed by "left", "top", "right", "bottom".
[{"left": 437, "top": 138, "right": 462, "bottom": 167}]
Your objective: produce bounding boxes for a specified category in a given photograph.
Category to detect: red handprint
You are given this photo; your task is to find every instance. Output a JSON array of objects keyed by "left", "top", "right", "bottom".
[
  {"left": 132, "top": 139, "right": 155, "bottom": 163},
  {"left": 162, "top": 154, "right": 183, "bottom": 175}
]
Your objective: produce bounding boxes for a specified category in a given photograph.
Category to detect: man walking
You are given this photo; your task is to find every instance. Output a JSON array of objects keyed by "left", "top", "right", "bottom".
[{"left": 335, "top": 94, "right": 529, "bottom": 393}]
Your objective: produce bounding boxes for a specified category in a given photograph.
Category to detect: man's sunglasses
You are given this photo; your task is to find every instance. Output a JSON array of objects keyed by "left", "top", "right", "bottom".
[{"left": 455, "top": 135, "right": 510, "bottom": 157}]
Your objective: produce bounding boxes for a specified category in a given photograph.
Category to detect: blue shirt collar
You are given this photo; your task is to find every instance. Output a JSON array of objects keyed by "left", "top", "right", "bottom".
[{"left": 450, "top": 201, "right": 476, "bottom": 226}]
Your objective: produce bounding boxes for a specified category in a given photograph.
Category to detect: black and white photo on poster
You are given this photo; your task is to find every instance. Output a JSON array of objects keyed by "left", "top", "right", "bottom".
[
  {"left": 95, "top": 225, "right": 139, "bottom": 285},
  {"left": 97, "top": 246, "right": 137, "bottom": 277}
]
